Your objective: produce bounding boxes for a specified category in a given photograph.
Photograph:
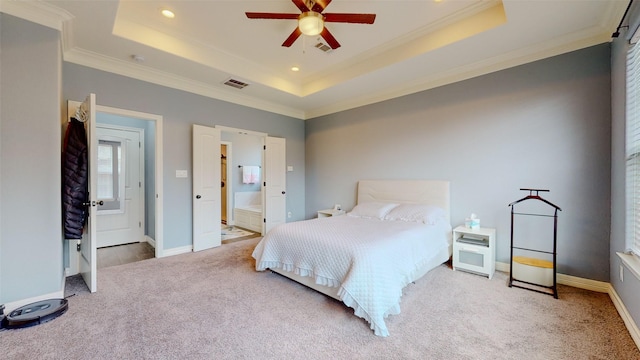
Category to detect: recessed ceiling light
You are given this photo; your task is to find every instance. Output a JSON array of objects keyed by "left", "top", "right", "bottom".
[
  {"left": 291, "top": 66, "right": 300, "bottom": 72},
  {"left": 161, "top": 9, "right": 175, "bottom": 18}
]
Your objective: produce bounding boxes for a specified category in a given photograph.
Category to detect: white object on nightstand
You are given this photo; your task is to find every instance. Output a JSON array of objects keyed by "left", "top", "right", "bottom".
[
  {"left": 317, "top": 209, "right": 345, "bottom": 218},
  {"left": 452, "top": 225, "right": 496, "bottom": 279}
]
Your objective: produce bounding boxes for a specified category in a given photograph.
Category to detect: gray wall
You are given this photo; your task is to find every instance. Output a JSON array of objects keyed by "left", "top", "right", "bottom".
[
  {"left": 0, "top": 14, "right": 63, "bottom": 303},
  {"left": 305, "top": 44, "right": 612, "bottom": 281},
  {"left": 63, "top": 63, "right": 305, "bottom": 250},
  {"left": 610, "top": 10, "right": 640, "bottom": 331}
]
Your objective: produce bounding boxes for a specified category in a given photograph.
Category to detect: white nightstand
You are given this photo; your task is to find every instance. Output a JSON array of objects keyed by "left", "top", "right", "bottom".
[
  {"left": 452, "top": 225, "right": 496, "bottom": 279},
  {"left": 317, "top": 209, "right": 346, "bottom": 218}
]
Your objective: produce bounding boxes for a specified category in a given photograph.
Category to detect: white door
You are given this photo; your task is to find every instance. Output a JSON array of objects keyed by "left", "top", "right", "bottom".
[
  {"left": 68, "top": 94, "right": 98, "bottom": 293},
  {"left": 264, "top": 136, "right": 286, "bottom": 234},
  {"left": 193, "top": 124, "right": 222, "bottom": 251},
  {"left": 96, "top": 126, "right": 143, "bottom": 248}
]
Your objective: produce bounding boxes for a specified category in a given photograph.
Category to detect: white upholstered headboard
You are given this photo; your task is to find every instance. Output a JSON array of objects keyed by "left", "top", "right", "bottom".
[{"left": 357, "top": 180, "right": 450, "bottom": 222}]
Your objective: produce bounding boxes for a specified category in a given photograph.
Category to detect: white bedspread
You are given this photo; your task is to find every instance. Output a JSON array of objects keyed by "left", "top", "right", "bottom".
[{"left": 251, "top": 215, "right": 451, "bottom": 336}]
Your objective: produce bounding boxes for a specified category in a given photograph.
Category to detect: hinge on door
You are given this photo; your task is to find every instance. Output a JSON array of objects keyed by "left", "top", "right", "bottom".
[
  {"left": 76, "top": 242, "right": 81, "bottom": 252},
  {"left": 139, "top": 141, "right": 141, "bottom": 148},
  {"left": 264, "top": 145, "right": 266, "bottom": 150},
  {"left": 263, "top": 182, "right": 266, "bottom": 187},
  {"left": 139, "top": 221, "right": 142, "bottom": 228},
  {"left": 263, "top": 218, "right": 266, "bottom": 223},
  {"left": 139, "top": 181, "right": 141, "bottom": 188}
]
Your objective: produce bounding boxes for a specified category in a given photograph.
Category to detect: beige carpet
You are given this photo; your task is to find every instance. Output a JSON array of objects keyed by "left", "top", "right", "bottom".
[{"left": 2, "top": 238, "right": 639, "bottom": 359}]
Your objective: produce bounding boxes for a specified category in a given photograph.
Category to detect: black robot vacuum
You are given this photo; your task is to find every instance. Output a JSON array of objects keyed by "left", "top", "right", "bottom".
[{"left": 0, "top": 299, "right": 68, "bottom": 329}]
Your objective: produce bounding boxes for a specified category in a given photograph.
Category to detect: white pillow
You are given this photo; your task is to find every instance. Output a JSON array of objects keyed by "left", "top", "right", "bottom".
[
  {"left": 384, "top": 204, "right": 447, "bottom": 225},
  {"left": 348, "top": 202, "right": 399, "bottom": 219}
]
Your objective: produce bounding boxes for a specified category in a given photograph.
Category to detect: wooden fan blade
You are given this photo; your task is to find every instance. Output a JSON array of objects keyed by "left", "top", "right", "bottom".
[
  {"left": 311, "top": 0, "right": 332, "bottom": 13},
  {"left": 282, "top": 27, "right": 302, "bottom": 47},
  {"left": 246, "top": 12, "right": 299, "bottom": 20},
  {"left": 324, "top": 13, "right": 376, "bottom": 24},
  {"left": 291, "top": 0, "right": 310, "bottom": 13},
  {"left": 320, "top": 28, "right": 341, "bottom": 49}
]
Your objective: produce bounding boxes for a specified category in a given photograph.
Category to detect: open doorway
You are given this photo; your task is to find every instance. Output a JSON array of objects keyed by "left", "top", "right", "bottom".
[
  {"left": 221, "top": 142, "right": 231, "bottom": 225},
  {"left": 219, "top": 129, "right": 262, "bottom": 243},
  {"left": 95, "top": 111, "right": 159, "bottom": 268},
  {"left": 192, "top": 125, "right": 285, "bottom": 251},
  {"left": 220, "top": 140, "right": 257, "bottom": 243},
  {"left": 65, "top": 102, "right": 164, "bottom": 282},
  {"left": 94, "top": 117, "right": 152, "bottom": 269}
]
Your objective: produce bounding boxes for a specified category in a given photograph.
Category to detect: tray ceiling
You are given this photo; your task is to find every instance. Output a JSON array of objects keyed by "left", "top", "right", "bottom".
[{"left": 0, "top": 0, "right": 627, "bottom": 119}]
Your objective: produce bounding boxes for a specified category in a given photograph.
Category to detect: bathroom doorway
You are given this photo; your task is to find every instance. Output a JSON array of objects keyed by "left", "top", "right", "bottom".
[
  {"left": 219, "top": 128, "right": 264, "bottom": 243},
  {"left": 221, "top": 142, "right": 232, "bottom": 225}
]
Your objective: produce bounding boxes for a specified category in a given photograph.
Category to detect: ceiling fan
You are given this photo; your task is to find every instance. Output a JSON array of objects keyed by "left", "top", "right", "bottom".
[{"left": 245, "top": 0, "right": 376, "bottom": 50}]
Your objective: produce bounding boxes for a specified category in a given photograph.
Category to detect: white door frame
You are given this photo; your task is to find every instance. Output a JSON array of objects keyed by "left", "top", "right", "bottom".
[
  {"left": 65, "top": 102, "right": 165, "bottom": 276},
  {"left": 96, "top": 105, "right": 164, "bottom": 258},
  {"left": 221, "top": 141, "right": 233, "bottom": 226},
  {"left": 67, "top": 104, "right": 164, "bottom": 276},
  {"left": 215, "top": 126, "right": 268, "bottom": 230}
]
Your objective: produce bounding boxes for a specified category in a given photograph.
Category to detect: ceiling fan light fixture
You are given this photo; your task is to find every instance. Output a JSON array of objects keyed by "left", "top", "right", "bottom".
[{"left": 298, "top": 12, "right": 324, "bottom": 36}]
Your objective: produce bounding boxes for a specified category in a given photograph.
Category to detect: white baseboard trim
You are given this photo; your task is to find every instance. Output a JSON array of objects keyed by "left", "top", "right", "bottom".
[
  {"left": 557, "top": 273, "right": 610, "bottom": 293},
  {"left": 495, "top": 261, "right": 510, "bottom": 273},
  {"left": 3, "top": 275, "right": 65, "bottom": 314},
  {"left": 608, "top": 283, "right": 640, "bottom": 349},
  {"left": 496, "top": 261, "right": 639, "bottom": 349},
  {"left": 495, "top": 261, "right": 609, "bottom": 292},
  {"left": 162, "top": 245, "right": 192, "bottom": 257},
  {"left": 146, "top": 235, "right": 156, "bottom": 248}
]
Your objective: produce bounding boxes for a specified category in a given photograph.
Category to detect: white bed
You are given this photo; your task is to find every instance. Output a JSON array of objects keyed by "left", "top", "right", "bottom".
[{"left": 251, "top": 180, "right": 452, "bottom": 336}]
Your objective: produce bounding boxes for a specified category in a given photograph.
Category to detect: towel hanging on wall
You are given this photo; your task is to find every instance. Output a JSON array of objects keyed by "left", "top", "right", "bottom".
[{"left": 242, "top": 166, "right": 260, "bottom": 184}]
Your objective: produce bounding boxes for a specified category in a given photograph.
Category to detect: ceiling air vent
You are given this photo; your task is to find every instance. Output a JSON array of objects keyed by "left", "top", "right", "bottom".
[
  {"left": 223, "top": 78, "right": 250, "bottom": 89},
  {"left": 315, "top": 42, "right": 332, "bottom": 53}
]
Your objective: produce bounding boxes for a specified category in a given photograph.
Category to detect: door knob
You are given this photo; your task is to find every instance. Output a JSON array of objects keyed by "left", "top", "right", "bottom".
[
  {"left": 282, "top": 191, "right": 286, "bottom": 195},
  {"left": 196, "top": 195, "right": 202, "bottom": 199},
  {"left": 96, "top": 200, "right": 104, "bottom": 206}
]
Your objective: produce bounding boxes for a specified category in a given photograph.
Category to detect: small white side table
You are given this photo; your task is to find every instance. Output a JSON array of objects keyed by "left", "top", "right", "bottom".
[
  {"left": 317, "top": 209, "right": 345, "bottom": 218},
  {"left": 452, "top": 225, "right": 496, "bottom": 279}
]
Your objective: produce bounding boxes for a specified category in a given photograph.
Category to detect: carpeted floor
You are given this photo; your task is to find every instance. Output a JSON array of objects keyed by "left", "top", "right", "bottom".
[{"left": 2, "top": 238, "right": 639, "bottom": 359}]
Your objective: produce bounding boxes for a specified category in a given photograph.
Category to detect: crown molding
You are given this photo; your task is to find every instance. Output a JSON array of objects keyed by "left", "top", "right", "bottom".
[
  {"left": 300, "top": 0, "right": 506, "bottom": 97},
  {"left": 598, "top": 0, "right": 630, "bottom": 33},
  {"left": 3, "top": 0, "right": 625, "bottom": 121},
  {"left": 0, "top": 1, "right": 72, "bottom": 31},
  {"left": 63, "top": 47, "right": 305, "bottom": 120},
  {"left": 2, "top": 1, "right": 304, "bottom": 119},
  {"left": 303, "top": 26, "right": 612, "bottom": 120},
  {"left": 111, "top": 15, "right": 302, "bottom": 97}
]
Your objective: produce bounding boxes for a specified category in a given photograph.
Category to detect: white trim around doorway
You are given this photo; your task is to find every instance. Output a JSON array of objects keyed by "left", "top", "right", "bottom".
[
  {"left": 221, "top": 141, "right": 233, "bottom": 226},
  {"left": 96, "top": 105, "right": 164, "bottom": 258}
]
